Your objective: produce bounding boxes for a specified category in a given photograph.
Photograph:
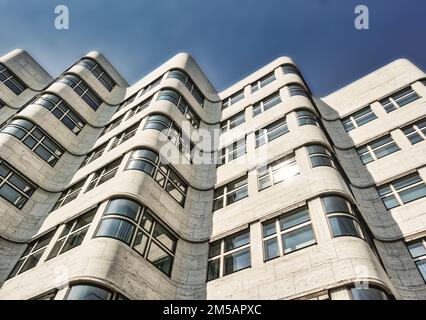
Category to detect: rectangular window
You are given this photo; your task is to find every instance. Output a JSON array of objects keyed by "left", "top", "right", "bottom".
[
  {"left": 257, "top": 155, "right": 299, "bottom": 191},
  {"left": 379, "top": 86, "right": 420, "bottom": 113},
  {"left": 126, "top": 98, "right": 151, "bottom": 120},
  {"left": 255, "top": 117, "right": 288, "bottom": 147},
  {"left": 377, "top": 173, "right": 426, "bottom": 209},
  {"left": 402, "top": 118, "right": 426, "bottom": 144},
  {"left": 77, "top": 58, "right": 116, "bottom": 91},
  {"left": 80, "top": 142, "right": 108, "bottom": 168},
  {"left": 33, "top": 94, "right": 85, "bottom": 134},
  {"left": 407, "top": 238, "right": 426, "bottom": 282},
  {"left": 288, "top": 84, "right": 308, "bottom": 97},
  {"left": 252, "top": 92, "right": 281, "bottom": 116},
  {"left": 0, "top": 63, "right": 27, "bottom": 95},
  {"left": 220, "top": 110, "right": 245, "bottom": 133},
  {"left": 356, "top": 135, "right": 400, "bottom": 164},
  {"left": 136, "top": 76, "right": 162, "bottom": 99},
  {"left": 0, "top": 160, "right": 35, "bottom": 209},
  {"left": 116, "top": 93, "right": 137, "bottom": 112},
  {"left": 1, "top": 119, "right": 64, "bottom": 166},
  {"left": 86, "top": 157, "right": 123, "bottom": 192},
  {"left": 58, "top": 74, "right": 102, "bottom": 111},
  {"left": 251, "top": 72, "right": 276, "bottom": 93},
  {"left": 341, "top": 106, "right": 377, "bottom": 132},
  {"left": 8, "top": 231, "right": 55, "bottom": 279},
  {"left": 213, "top": 175, "right": 248, "bottom": 210},
  {"left": 222, "top": 89, "right": 245, "bottom": 110},
  {"left": 262, "top": 206, "right": 315, "bottom": 261},
  {"left": 100, "top": 115, "right": 125, "bottom": 137},
  {"left": 46, "top": 208, "right": 96, "bottom": 260},
  {"left": 109, "top": 122, "right": 140, "bottom": 150},
  {"left": 207, "top": 229, "right": 250, "bottom": 281},
  {"left": 217, "top": 137, "right": 246, "bottom": 167},
  {"left": 52, "top": 179, "right": 86, "bottom": 210}
]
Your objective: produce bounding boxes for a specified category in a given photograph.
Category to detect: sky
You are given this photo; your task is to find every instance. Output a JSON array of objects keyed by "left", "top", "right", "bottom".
[{"left": 0, "top": 0, "right": 425, "bottom": 97}]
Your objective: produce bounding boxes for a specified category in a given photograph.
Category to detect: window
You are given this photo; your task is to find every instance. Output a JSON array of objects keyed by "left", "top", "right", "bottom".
[
  {"left": 32, "top": 290, "right": 58, "bottom": 300},
  {"left": 52, "top": 179, "right": 86, "bottom": 210},
  {"left": 341, "top": 107, "right": 377, "bottom": 132},
  {"left": 126, "top": 98, "right": 151, "bottom": 120},
  {"left": 167, "top": 69, "right": 205, "bottom": 106},
  {"left": 350, "top": 286, "right": 389, "bottom": 300},
  {"left": 217, "top": 137, "right": 246, "bottom": 167},
  {"left": 356, "top": 135, "right": 400, "bottom": 164},
  {"left": 66, "top": 284, "right": 127, "bottom": 300},
  {"left": 85, "top": 157, "right": 123, "bottom": 192},
  {"left": 296, "top": 110, "right": 318, "bottom": 126},
  {"left": 0, "top": 160, "right": 35, "bottom": 209},
  {"left": 222, "top": 89, "right": 245, "bottom": 110},
  {"left": 322, "top": 196, "right": 363, "bottom": 238},
  {"left": 207, "top": 229, "right": 250, "bottom": 281},
  {"left": 33, "top": 94, "right": 85, "bottom": 134},
  {"left": 144, "top": 114, "right": 193, "bottom": 161},
  {"left": 8, "top": 231, "right": 55, "bottom": 279},
  {"left": 0, "top": 63, "right": 26, "bottom": 95},
  {"left": 379, "top": 86, "right": 420, "bottom": 113},
  {"left": 100, "top": 114, "right": 124, "bottom": 137},
  {"left": 126, "top": 148, "right": 188, "bottom": 206},
  {"left": 95, "top": 198, "right": 177, "bottom": 276},
  {"left": 157, "top": 89, "right": 200, "bottom": 129},
  {"left": 213, "top": 175, "right": 248, "bottom": 210},
  {"left": 80, "top": 142, "right": 108, "bottom": 168},
  {"left": 109, "top": 122, "right": 140, "bottom": 150},
  {"left": 76, "top": 58, "right": 116, "bottom": 91},
  {"left": 288, "top": 84, "right": 308, "bottom": 97},
  {"left": 407, "top": 238, "right": 426, "bottom": 282},
  {"left": 0, "top": 99, "right": 6, "bottom": 110},
  {"left": 377, "top": 173, "right": 426, "bottom": 209},
  {"left": 257, "top": 155, "right": 299, "bottom": 191},
  {"left": 251, "top": 72, "right": 276, "bottom": 93},
  {"left": 220, "top": 110, "right": 245, "bottom": 133},
  {"left": 1, "top": 119, "right": 64, "bottom": 166},
  {"left": 255, "top": 117, "right": 288, "bottom": 147},
  {"left": 252, "top": 92, "right": 281, "bottom": 116},
  {"left": 46, "top": 209, "right": 96, "bottom": 260},
  {"left": 136, "top": 76, "right": 162, "bottom": 99},
  {"left": 402, "top": 118, "right": 426, "bottom": 144},
  {"left": 116, "top": 93, "right": 137, "bottom": 112},
  {"left": 307, "top": 145, "right": 335, "bottom": 168},
  {"left": 57, "top": 74, "right": 102, "bottom": 111},
  {"left": 262, "top": 206, "right": 315, "bottom": 261},
  {"left": 282, "top": 65, "right": 299, "bottom": 75}
]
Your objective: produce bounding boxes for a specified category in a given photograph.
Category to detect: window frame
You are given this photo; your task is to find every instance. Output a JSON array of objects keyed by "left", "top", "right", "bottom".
[
  {"left": 379, "top": 86, "right": 420, "bottom": 113},
  {"left": 213, "top": 175, "right": 248, "bottom": 211},
  {"left": 255, "top": 117, "right": 289, "bottom": 147},
  {"left": 252, "top": 92, "right": 282, "bottom": 116},
  {"left": 220, "top": 110, "right": 245, "bottom": 133},
  {"left": 217, "top": 136, "right": 247, "bottom": 167},
  {"left": 407, "top": 238, "right": 426, "bottom": 282},
  {"left": 356, "top": 134, "right": 400, "bottom": 164},
  {"left": 0, "top": 63, "right": 27, "bottom": 95},
  {"left": 257, "top": 154, "right": 299, "bottom": 191},
  {"left": 251, "top": 71, "right": 276, "bottom": 93},
  {"left": 58, "top": 74, "right": 102, "bottom": 111},
  {"left": 341, "top": 106, "right": 377, "bottom": 132},
  {"left": 402, "top": 118, "right": 426, "bottom": 145},
  {"left": 76, "top": 58, "right": 116, "bottom": 92}
]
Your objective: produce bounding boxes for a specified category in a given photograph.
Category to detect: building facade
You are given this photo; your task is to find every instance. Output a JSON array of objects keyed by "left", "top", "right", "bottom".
[{"left": 0, "top": 49, "right": 425, "bottom": 300}]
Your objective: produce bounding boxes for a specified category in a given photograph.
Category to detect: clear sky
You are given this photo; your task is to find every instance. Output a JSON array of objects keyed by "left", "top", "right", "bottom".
[{"left": 0, "top": 0, "right": 425, "bottom": 96}]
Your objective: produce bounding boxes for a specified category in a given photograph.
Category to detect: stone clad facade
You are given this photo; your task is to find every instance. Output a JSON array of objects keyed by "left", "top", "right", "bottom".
[{"left": 0, "top": 49, "right": 425, "bottom": 300}]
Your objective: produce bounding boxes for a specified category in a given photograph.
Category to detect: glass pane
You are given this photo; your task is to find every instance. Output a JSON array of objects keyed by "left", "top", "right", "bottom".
[
  {"left": 19, "top": 250, "right": 44, "bottom": 273},
  {"left": 264, "top": 238, "right": 279, "bottom": 260},
  {"left": 399, "top": 184, "right": 426, "bottom": 204},
  {"left": 207, "top": 259, "right": 220, "bottom": 281},
  {"left": 382, "top": 195, "right": 399, "bottom": 209},
  {"left": 282, "top": 225, "right": 315, "bottom": 253},
  {"left": 329, "top": 216, "right": 362, "bottom": 237},
  {"left": 66, "top": 285, "right": 112, "bottom": 300},
  {"left": 262, "top": 220, "right": 276, "bottom": 237},
  {"left": 147, "top": 242, "right": 173, "bottom": 275},
  {"left": 106, "top": 198, "right": 140, "bottom": 220},
  {"left": 416, "top": 260, "right": 426, "bottom": 281},
  {"left": 60, "top": 229, "right": 88, "bottom": 254},
  {"left": 407, "top": 242, "right": 426, "bottom": 258},
  {"left": 279, "top": 207, "right": 310, "bottom": 230},
  {"left": 223, "top": 248, "right": 251, "bottom": 275},
  {"left": 350, "top": 287, "right": 387, "bottom": 300},
  {"left": 153, "top": 223, "right": 176, "bottom": 252},
  {"left": 224, "top": 230, "right": 250, "bottom": 252},
  {"left": 96, "top": 219, "right": 135, "bottom": 245},
  {"left": 226, "top": 186, "right": 248, "bottom": 205},
  {"left": 209, "top": 240, "right": 221, "bottom": 258},
  {"left": 322, "top": 196, "right": 352, "bottom": 214},
  {"left": 133, "top": 230, "right": 148, "bottom": 256},
  {"left": 310, "top": 155, "right": 333, "bottom": 167}
]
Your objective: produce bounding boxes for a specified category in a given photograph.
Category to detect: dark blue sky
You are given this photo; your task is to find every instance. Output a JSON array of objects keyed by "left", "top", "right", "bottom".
[{"left": 0, "top": 0, "right": 425, "bottom": 96}]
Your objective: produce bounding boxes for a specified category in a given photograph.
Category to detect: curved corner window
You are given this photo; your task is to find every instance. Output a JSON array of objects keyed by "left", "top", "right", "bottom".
[
  {"left": 167, "top": 69, "right": 204, "bottom": 106},
  {"left": 95, "top": 198, "right": 177, "bottom": 276},
  {"left": 66, "top": 284, "right": 127, "bottom": 300},
  {"left": 1, "top": 119, "right": 64, "bottom": 166},
  {"left": 350, "top": 286, "right": 389, "bottom": 300},
  {"left": 306, "top": 145, "right": 335, "bottom": 168},
  {"left": 322, "top": 196, "right": 363, "bottom": 238},
  {"left": 0, "top": 63, "right": 27, "bottom": 95},
  {"left": 282, "top": 65, "right": 299, "bottom": 75},
  {"left": 57, "top": 74, "right": 102, "bottom": 111},
  {"left": 157, "top": 89, "right": 200, "bottom": 129},
  {"left": 126, "top": 148, "right": 188, "bottom": 206},
  {"left": 288, "top": 84, "right": 308, "bottom": 97},
  {"left": 296, "top": 110, "right": 318, "bottom": 126},
  {"left": 76, "top": 58, "right": 116, "bottom": 92}
]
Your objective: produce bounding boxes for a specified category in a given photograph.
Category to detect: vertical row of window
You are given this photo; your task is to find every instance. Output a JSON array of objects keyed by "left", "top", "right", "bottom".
[
  {"left": 167, "top": 69, "right": 205, "bottom": 106},
  {"left": 57, "top": 74, "right": 102, "bottom": 111},
  {"left": 76, "top": 58, "right": 116, "bottom": 92},
  {"left": 0, "top": 159, "right": 35, "bottom": 209},
  {"left": 1, "top": 119, "right": 64, "bottom": 166},
  {"left": 0, "top": 63, "right": 27, "bottom": 95},
  {"left": 342, "top": 85, "right": 421, "bottom": 132},
  {"left": 32, "top": 94, "right": 85, "bottom": 134},
  {"left": 156, "top": 89, "right": 201, "bottom": 129}
]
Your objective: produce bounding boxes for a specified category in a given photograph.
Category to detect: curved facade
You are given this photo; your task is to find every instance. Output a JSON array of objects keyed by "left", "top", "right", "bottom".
[{"left": 0, "top": 50, "right": 425, "bottom": 300}]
